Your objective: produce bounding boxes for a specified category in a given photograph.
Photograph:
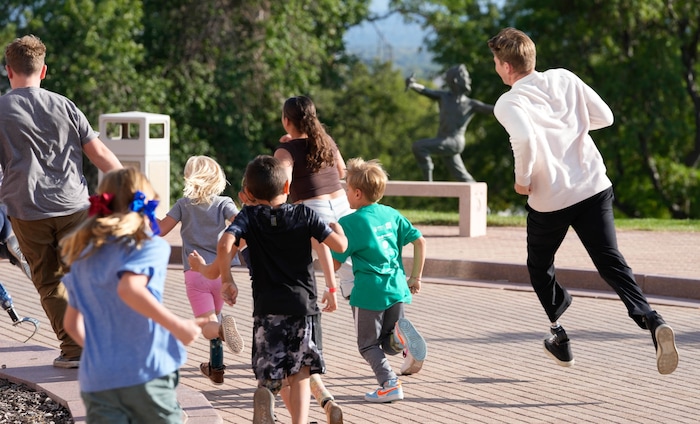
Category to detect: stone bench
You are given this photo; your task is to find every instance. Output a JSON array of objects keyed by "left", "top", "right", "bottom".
[
  {"left": 383, "top": 181, "right": 487, "bottom": 237},
  {"left": 342, "top": 180, "right": 487, "bottom": 237}
]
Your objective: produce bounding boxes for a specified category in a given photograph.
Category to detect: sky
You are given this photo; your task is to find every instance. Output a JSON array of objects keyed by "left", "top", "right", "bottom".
[{"left": 344, "top": 0, "right": 429, "bottom": 51}]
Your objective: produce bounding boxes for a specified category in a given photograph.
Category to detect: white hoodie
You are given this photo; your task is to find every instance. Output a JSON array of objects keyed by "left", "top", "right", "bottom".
[{"left": 494, "top": 68, "right": 614, "bottom": 212}]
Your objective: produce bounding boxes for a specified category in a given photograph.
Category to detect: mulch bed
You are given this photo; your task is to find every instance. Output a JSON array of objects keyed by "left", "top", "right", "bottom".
[{"left": 0, "top": 378, "right": 73, "bottom": 424}]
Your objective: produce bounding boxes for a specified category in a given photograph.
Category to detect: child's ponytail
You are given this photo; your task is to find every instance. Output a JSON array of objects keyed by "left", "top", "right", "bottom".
[{"left": 60, "top": 168, "right": 160, "bottom": 266}]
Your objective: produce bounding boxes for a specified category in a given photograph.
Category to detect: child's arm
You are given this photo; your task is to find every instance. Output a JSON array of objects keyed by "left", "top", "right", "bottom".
[
  {"left": 188, "top": 230, "right": 236, "bottom": 280},
  {"left": 188, "top": 232, "right": 240, "bottom": 305},
  {"left": 157, "top": 215, "right": 178, "bottom": 237},
  {"left": 117, "top": 272, "right": 201, "bottom": 345},
  {"left": 323, "top": 222, "right": 348, "bottom": 254},
  {"left": 63, "top": 305, "right": 85, "bottom": 347},
  {"left": 407, "top": 236, "right": 426, "bottom": 294},
  {"left": 217, "top": 233, "right": 240, "bottom": 306}
]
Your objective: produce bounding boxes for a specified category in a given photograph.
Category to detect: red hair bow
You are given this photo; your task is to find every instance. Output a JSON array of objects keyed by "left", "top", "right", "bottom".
[{"left": 88, "top": 193, "right": 115, "bottom": 217}]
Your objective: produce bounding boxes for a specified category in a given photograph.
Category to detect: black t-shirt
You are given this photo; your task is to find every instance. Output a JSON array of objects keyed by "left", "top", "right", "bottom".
[{"left": 225, "top": 203, "right": 332, "bottom": 316}]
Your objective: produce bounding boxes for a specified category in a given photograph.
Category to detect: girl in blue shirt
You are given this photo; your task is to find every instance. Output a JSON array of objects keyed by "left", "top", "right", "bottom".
[{"left": 61, "top": 167, "right": 201, "bottom": 423}]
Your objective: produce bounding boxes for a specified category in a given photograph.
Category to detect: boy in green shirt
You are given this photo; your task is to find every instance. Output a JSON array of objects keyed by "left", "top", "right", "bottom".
[{"left": 332, "top": 158, "right": 427, "bottom": 403}]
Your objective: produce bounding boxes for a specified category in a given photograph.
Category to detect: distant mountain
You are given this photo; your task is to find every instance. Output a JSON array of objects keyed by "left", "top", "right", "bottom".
[{"left": 344, "top": 11, "right": 440, "bottom": 78}]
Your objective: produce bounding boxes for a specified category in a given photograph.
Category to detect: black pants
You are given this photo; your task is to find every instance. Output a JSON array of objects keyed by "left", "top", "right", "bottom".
[{"left": 526, "top": 187, "right": 652, "bottom": 329}]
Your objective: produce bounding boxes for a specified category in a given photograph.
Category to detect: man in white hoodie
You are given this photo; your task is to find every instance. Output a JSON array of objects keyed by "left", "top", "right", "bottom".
[{"left": 488, "top": 27, "right": 678, "bottom": 374}]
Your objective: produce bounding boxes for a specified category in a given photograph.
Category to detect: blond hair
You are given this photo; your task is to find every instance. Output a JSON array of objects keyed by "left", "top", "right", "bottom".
[
  {"left": 4, "top": 35, "right": 46, "bottom": 76},
  {"left": 345, "top": 157, "right": 388, "bottom": 203},
  {"left": 487, "top": 27, "right": 536, "bottom": 75},
  {"left": 182, "top": 155, "right": 227, "bottom": 205},
  {"left": 60, "top": 168, "right": 159, "bottom": 266}
]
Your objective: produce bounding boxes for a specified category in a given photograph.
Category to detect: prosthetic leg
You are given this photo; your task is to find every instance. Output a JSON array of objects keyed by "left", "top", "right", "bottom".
[{"left": 0, "top": 282, "right": 40, "bottom": 342}]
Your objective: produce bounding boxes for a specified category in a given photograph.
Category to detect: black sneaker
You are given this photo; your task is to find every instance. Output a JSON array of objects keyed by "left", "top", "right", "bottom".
[
  {"left": 644, "top": 311, "right": 679, "bottom": 375},
  {"left": 543, "top": 326, "right": 575, "bottom": 367},
  {"left": 53, "top": 355, "right": 80, "bottom": 369}
]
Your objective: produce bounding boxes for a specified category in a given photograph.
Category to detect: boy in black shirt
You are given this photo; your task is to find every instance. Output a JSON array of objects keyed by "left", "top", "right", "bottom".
[{"left": 189, "top": 155, "right": 347, "bottom": 424}]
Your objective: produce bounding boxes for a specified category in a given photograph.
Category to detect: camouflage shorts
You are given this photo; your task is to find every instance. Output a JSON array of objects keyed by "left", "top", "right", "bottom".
[{"left": 252, "top": 314, "right": 325, "bottom": 385}]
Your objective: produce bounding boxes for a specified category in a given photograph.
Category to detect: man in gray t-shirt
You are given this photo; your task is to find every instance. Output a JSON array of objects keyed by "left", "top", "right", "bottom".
[{"left": 0, "top": 35, "right": 122, "bottom": 368}]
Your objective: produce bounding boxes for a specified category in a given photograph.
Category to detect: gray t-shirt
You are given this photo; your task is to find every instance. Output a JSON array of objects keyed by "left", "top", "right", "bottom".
[
  {"left": 166, "top": 196, "right": 239, "bottom": 270},
  {"left": 0, "top": 87, "right": 99, "bottom": 220}
]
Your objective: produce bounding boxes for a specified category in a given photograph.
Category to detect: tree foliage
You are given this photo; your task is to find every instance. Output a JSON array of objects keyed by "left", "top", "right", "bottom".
[
  {"left": 2, "top": 0, "right": 699, "bottom": 217},
  {"left": 137, "top": 0, "right": 370, "bottom": 198}
]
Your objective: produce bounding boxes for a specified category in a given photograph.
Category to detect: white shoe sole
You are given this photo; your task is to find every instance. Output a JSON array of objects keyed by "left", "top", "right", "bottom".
[
  {"left": 401, "top": 358, "right": 424, "bottom": 375},
  {"left": 221, "top": 315, "right": 244, "bottom": 354},
  {"left": 655, "top": 324, "right": 679, "bottom": 374}
]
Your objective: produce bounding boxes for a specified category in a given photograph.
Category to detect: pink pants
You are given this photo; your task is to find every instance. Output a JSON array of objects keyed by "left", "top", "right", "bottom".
[{"left": 184, "top": 270, "right": 224, "bottom": 317}]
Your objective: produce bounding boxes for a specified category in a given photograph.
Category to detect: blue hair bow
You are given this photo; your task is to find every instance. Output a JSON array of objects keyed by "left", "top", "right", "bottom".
[{"left": 129, "top": 191, "right": 161, "bottom": 235}]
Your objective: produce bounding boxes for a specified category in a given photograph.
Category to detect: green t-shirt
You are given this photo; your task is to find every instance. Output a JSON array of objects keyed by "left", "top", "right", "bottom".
[{"left": 332, "top": 203, "right": 422, "bottom": 311}]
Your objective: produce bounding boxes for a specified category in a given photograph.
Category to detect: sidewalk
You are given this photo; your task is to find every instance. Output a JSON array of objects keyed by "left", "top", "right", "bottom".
[{"left": 1, "top": 226, "right": 699, "bottom": 423}]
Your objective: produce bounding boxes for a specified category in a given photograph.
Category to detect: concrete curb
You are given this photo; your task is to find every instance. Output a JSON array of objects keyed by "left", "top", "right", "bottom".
[
  {"left": 171, "top": 244, "right": 700, "bottom": 302},
  {"left": 411, "top": 257, "right": 700, "bottom": 302},
  {"left": 0, "top": 340, "right": 222, "bottom": 424}
]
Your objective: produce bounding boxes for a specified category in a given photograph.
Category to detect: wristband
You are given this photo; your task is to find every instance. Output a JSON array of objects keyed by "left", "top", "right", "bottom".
[{"left": 325, "top": 286, "right": 337, "bottom": 293}]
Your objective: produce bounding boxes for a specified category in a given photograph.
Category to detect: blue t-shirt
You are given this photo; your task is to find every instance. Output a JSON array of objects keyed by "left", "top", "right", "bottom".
[
  {"left": 331, "top": 203, "right": 421, "bottom": 311},
  {"left": 63, "top": 236, "right": 186, "bottom": 392}
]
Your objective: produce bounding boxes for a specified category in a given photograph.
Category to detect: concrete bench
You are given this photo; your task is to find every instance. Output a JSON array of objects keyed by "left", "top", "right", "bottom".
[
  {"left": 342, "top": 180, "right": 487, "bottom": 237},
  {"left": 382, "top": 181, "right": 487, "bottom": 237}
]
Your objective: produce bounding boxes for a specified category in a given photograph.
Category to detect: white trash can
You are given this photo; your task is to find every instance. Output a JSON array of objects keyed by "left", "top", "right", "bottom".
[{"left": 98, "top": 111, "right": 170, "bottom": 217}]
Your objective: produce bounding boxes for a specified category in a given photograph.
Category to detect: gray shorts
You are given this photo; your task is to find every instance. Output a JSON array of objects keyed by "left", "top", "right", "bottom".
[
  {"left": 252, "top": 314, "right": 325, "bottom": 385},
  {"left": 81, "top": 371, "right": 181, "bottom": 423}
]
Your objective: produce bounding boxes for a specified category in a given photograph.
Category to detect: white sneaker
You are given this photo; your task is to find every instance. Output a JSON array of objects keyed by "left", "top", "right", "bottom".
[{"left": 400, "top": 349, "right": 424, "bottom": 375}]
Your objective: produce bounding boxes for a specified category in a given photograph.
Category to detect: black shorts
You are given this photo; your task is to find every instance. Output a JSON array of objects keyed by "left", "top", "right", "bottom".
[{"left": 251, "top": 314, "right": 325, "bottom": 384}]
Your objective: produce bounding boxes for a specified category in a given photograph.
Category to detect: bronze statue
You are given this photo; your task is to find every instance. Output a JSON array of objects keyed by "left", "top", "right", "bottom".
[{"left": 406, "top": 65, "right": 494, "bottom": 182}]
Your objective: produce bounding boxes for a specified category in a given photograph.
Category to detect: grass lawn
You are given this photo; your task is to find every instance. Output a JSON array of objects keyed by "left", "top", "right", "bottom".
[{"left": 400, "top": 209, "right": 700, "bottom": 232}]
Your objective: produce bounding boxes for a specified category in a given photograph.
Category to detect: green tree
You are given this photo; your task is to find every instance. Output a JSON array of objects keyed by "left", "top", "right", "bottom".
[{"left": 139, "top": 0, "right": 370, "bottom": 199}]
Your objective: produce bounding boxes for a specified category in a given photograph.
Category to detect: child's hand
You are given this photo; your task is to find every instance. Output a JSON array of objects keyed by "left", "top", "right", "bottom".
[
  {"left": 321, "top": 289, "right": 338, "bottom": 312},
  {"left": 187, "top": 250, "right": 205, "bottom": 271},
  {"left": 221, "top": 281, "right": 239, "bottom": 306},
  {"left": 408, "top": 276, "right": 421, "bottom": 294},
  {"left": 328, "top": 221, "right": 344, "bottom": 236},
  {"left": 238, "top": 190, "right": 256, "bottom": 205},
  {"left": 174, "top": 318, "right": 202, "bottom": 346}
]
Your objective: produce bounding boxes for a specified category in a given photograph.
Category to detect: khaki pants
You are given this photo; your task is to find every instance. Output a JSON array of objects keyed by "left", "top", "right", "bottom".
[{"left": 10, "top": 210, "right": 88, "bottom": 358}]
